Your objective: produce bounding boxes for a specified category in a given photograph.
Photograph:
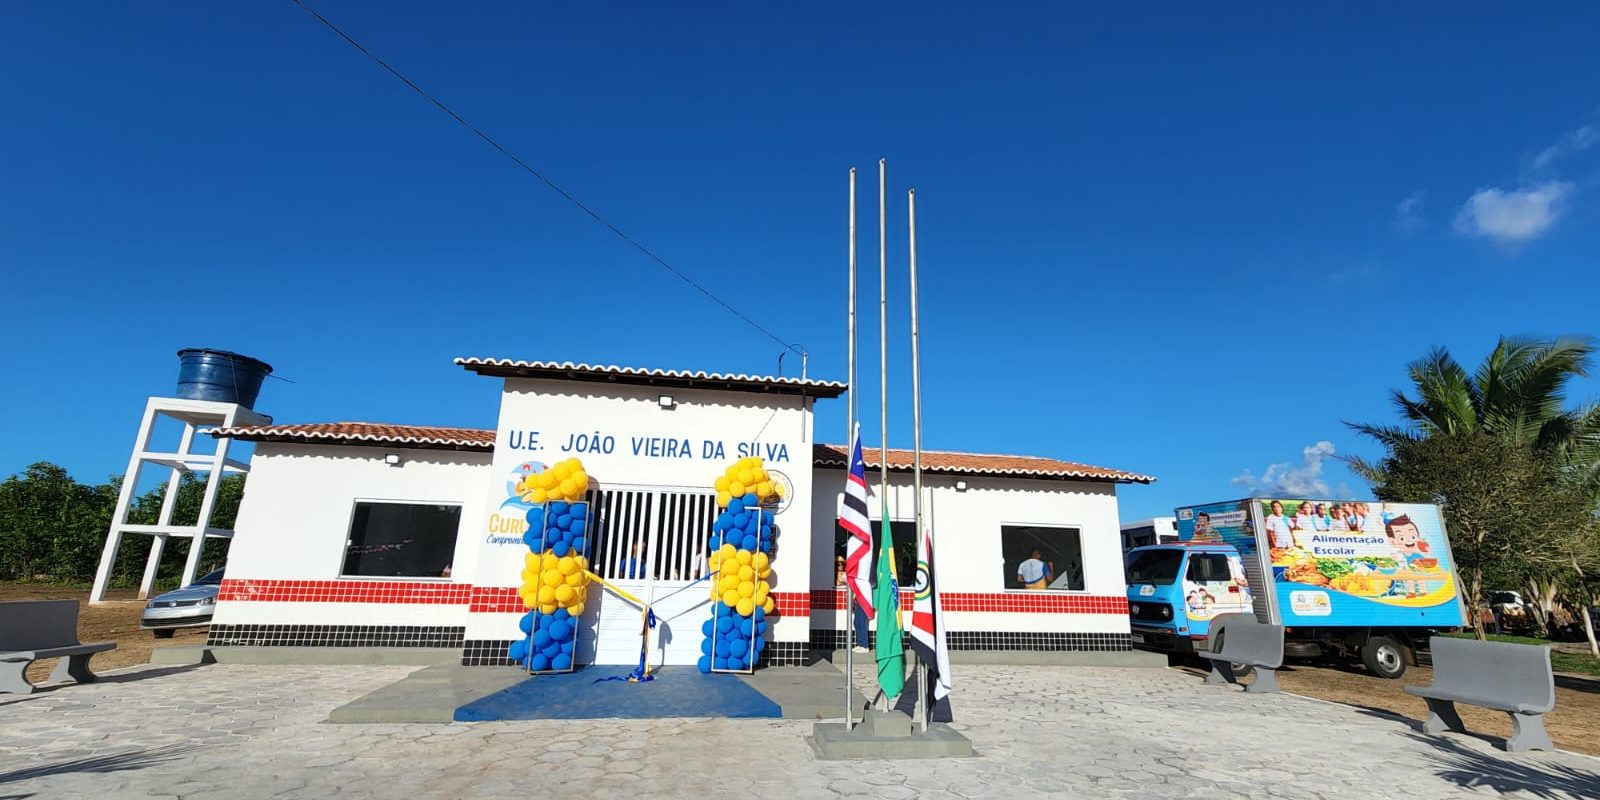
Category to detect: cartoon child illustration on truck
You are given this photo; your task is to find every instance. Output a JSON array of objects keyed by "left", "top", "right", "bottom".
[{"left": 1385, "top": 514, "right": 1430, "bottom": 598}]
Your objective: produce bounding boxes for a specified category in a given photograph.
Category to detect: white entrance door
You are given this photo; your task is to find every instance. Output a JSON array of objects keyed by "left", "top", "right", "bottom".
[{"left": 576, "top": 488, "right": 716, "bottom": 666}]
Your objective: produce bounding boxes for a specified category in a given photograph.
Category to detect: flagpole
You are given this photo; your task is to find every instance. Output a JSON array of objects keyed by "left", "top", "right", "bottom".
[
  {"left": 844, "top": 166, "right": 858, "bottom": 729},
  {"left": 877, "top": 158, "right": 893, "bottom": 712},
  {"left": 908, "top": 187, "right": 928, "bottom": 732}
]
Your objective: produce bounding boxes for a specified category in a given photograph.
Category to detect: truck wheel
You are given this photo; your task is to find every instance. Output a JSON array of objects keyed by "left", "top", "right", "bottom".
[{"left": 1361, "top": 636, "right": 1407, "bottom": 679}]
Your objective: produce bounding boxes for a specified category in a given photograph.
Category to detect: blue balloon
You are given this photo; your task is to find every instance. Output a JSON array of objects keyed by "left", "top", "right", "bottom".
[
  {"left": 572, "top": 536, "right": 586, "bottom": 553},
  {"left": 549, "top": 501, "right": 569, "bottom": 515},
  {"left": 700, "top": 639, "right": 712, "bottom": 655},
  {"left": 739, "top": 618, "right": 753, "bottom": 636},
  {"left": 717, "top": 616, "right": 734, "bottom": 633},
  {"left": 543, "top": 643, "right": 562, "bottom": 659},
  {"left": 753, "top": 606, "right": 765, "bottom": 622},
  {"left": 550, "top": 620, "right": 572, "bottom": 642},
  {"left": 728, "top": 497, "right": 745, "bottom": 512},
  {"left": 727, "top": 656, "right": 744, "bottom": 671},
  {"left": 555, "top": 513, "right": 572, "bottom": 530},
  {"left": 743, "top": 493, "right": 759, "bottom": 506},
  {"left": 708, "top": 535, "right": 722, "bottom": 550},
  {"left": 560, "top": 641, "right": 574, "bottom": 655},
  {"left": 701, "top": 618, "right": 715, "bottom": 637},
  {"left": 533, "top": 629, "right": 551, "bottom": 648},
  {"left": 552, "top": 654, "right": 572, "bottom": 670},
  {"left": 536, "top": 614, "right": 551, "bottom": 630},
  {"left": 508, "top": 640, "right": 528, "bottom": 662},
  {"left": 522, "top": 531, "right": 541, "bottom": 548},
  {"left": 518, "top": 614, "right": 535, "bottom": 635},
  {"left": 741, "top": 535, "right": 757, "bottom": 551},
  {"left": 553, "top": 541, "right": 569, "bottom": 557},
  {"left": 697, "top": 655, "right": 711, "bottom": 674},
  {"left": 756, "top": 621, "right": 768, "bottom": 635},
  {"left": 713, "top": 656, "right": 728, "bottom": 669},
  {"left": 531, "top": 654, "right": 550, "bottom": 671},
  {"left": 727, "top": 637, "right": 746, "bottom": 654},
  {"left": 733, "top": 513, "right": 749, "bottom": 530},
  {"left": 754, "top": 637, "right": 766, "bottom": 651},
  {"left": 526, "top": 506, "right": 544, "bottom": 524},
  {"left": 570, "top": 503, "right": 587, "bottom": 519},
  {"left": 570, "top": 519, "right": 587, "bottom": 536}
]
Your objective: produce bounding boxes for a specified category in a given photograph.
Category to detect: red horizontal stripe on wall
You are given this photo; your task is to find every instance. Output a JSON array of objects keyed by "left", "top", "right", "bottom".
[
  {"left": 217, "top": 579, "right": 471, "bottom": 605},
  {"left": 807, "top": 588, "right": 1127, "bottom": 615},
  {"left": 771, "top": 591, "right": 809, "bottom": 617},
  {"left": 469, "top": 586, "right": 524, "bottom": 614}
]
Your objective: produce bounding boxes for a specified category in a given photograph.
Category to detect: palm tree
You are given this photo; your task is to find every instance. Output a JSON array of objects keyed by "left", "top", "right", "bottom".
[{"left": 1349, "top": 336, "right": 1600, "bottom": 496}]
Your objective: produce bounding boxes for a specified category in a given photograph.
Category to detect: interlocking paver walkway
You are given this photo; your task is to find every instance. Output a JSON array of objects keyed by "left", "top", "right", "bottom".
[{"left": 2, "top": 661, "right": 1597, "bottom": 799}]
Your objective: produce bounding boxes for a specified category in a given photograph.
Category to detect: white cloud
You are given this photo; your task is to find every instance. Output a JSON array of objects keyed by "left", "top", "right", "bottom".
[
  {"left": 1531, "top": 122, "right": 1599, "bottom": 172},
  {"left": 1452, "top": 181, "right": 1574, "bottom": 245},
  {"left": 1394, "top": 191, "right": 1425, "bottom": 232},
  {"left": 1232, "top": 441, "right": 1336, "bottom": 498}
]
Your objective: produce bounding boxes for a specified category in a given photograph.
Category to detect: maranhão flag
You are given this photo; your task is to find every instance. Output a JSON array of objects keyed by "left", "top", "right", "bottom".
[
  {"left": 910, "top": 523, "right": 952, "bottom": 702},
  {"left": 838, "top": 424, "right": 875, "bottom": 618}
]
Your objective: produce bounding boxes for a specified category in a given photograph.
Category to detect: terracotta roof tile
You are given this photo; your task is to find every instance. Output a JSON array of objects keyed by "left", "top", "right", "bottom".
[
  {"left": 454, "top": 358, "right": 847, "bottom": 398},
  {"left": 208, "top": 422, "right": 494, "bottom": 452},
  {"left": 812, "top": 443, "right": 1155, "bottom": 484}
]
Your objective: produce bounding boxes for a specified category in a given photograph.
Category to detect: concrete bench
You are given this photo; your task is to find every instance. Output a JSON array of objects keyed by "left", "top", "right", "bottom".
[
  {"left": 1200, "top": 613, "right": 1284, "bottom": 693},
  {"left": 1404, "top": 635, "right": 1555, "bottom": 752},
  {"left": 1, "top": 600, "right": 117, "bottom": 694}
]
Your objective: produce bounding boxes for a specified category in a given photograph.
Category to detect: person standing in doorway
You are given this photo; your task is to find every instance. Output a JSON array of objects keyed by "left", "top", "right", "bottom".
[
  {"left": 835, "top": 555, "right": 869, "bottom": 652},
  {"left": 1016, "top": 549, "right": 1054, "bottom": 590}
]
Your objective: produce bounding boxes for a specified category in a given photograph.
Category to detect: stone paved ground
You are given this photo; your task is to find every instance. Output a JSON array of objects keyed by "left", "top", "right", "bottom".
[{"left": 3, "top": 662, "right": 1599, "bottom": 799}]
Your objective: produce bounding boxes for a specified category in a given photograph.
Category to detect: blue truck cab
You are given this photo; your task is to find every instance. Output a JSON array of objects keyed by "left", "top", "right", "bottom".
[{"left": 1125, "top": 543, "right": 1253, "bottom": 653}]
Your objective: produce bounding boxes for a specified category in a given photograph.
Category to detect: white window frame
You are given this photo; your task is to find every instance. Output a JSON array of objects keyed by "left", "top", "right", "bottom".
[
  {"left": 998, "top": 519, "right": 1089, "bottom": 593},
  {"left": 337, "top": 497, "right": 466, "bottom": 582}
]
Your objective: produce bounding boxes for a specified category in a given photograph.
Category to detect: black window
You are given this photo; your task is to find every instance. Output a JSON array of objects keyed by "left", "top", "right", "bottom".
[
  {"left": 1126, "top": 549, "right": 1182, "bottom": 586},
  {"left": 1187, "top": 554, "right": 1232, "bottom": 582},
  {"left": 342, "top": 502, "right": 461, "bottom": 578},
  {"left": 1001, "top": 525, "right": 1084, "bottom": 590},
  {"left": 833, "top": 517, "right": 917, "bottom": 585}
]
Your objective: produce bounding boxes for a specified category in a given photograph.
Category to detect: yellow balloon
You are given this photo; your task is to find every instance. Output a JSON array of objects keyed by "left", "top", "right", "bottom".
[
  {"left": 774, "top": 483, "right": 785, "bottom": 497},
  {"left": 720, "top": 574, "right": 740, "bottom": 593},
  {"left": 555, "top": 584, "right": 574, "bottom": 603},
  {"left": 565, "top": 572, "right": 584, "bottom": 588},
  {"left": 538, "top": 585, "right": 556, "bottom": 603},
  {"left": 738, "top": 580, "right": 755, "bottom": 598},
  {"left": 738, "top": 565, "right": 754, "bottom": 581},
  {"left": 716, "top": 491, "right": 731, "bottom": 508},
  {"left": 722, "top": 589, "right": 741, "bottom": 607},
  {"left": 755, "top": 579, "right": 769, "bottom": 594},
  {"left": 531, "top": 488, "right": 548, "bottom": 504},
  {"left": 540, "top": 602, "right": 558, "bottom": 615},
  {"left": 575, "top": 555, "right": 588, "bottom": 570},
  {"left": 558, "top": 556, "right": 577, "bottom": 575},
  {"left": 568, "top": 602, "right": 585, "bottom": 617},
  {"left": 737, "top": 469, "right": 754, "bottom": 486},
  {"left": 542, "top": 569, "right": 562, "bottom": 588},
  {"left": 736, "top": 597, "right": 755, "bottom": 616},
  {"left": 540, "top": 472, "right": 558, "bottom": 489},
  {"left": 524, "top": 552, "right": 539, "bottom": 568},
  {"left": 736, "top": 550, "right": 752, "bottom": 565},
  {"left": 714, "top": 476, "right": 730, "bottom": 492},
  {"left": 757, "top": 481, "right": 774, "bottom": 498},
  {"left": 709, "top": 552, "right": 723, "bottom": 569},
  {"left": 719, "top": 544, "right": 737, "bottom": 560},
  {"left": 542, "top": 553, "right": 559, "bottom": 570},
  {"left": 729, "top": 480, "right": 745, "bottom": 497},
  {"left": 761, "top": 597, "right": 775, "bottom": 614},
  {"left": 754, "top": 590, "right": 768, "bottom": 606},
  {"left": 752, "top": 552, "right": 770, "bottom": 571},
  {"left": 759, "top": 568, "right": 771, "bottom": 580}
]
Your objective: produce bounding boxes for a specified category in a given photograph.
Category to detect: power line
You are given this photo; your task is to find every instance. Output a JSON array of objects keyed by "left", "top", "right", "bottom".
[{"left": 287, "top": 0, "right": 798, "bottom": 352}]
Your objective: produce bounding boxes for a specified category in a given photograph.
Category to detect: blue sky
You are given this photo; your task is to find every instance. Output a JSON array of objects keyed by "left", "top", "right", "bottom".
[{"left": 3, "top": 2, "right": 1598, "bottom": 520}]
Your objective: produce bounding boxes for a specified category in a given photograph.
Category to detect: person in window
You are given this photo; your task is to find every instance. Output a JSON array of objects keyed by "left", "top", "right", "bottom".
[
  {"left": 621, "top": 541, "right": 647, "bottom": 580},
  {"left": 1264, "top": 500, "right": 1294, "bottom": 550},
  {"left": 1016, "top": 549, "right": 1054, "bottom": 590}
]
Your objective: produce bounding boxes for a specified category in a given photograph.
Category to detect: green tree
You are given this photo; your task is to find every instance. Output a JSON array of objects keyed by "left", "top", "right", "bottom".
[{"left": 1349, "top": 336, "right": 1600, "bottom": 640}]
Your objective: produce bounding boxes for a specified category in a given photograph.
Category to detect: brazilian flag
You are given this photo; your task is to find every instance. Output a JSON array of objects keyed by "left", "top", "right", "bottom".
[{"left": 873, "top": 507, "right": 904, "bottom": 699}]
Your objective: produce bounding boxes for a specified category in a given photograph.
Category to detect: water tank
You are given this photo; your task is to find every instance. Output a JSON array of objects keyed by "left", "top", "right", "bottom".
[{"left": 175, "top": 349, "right": 273, "bottom": 409}]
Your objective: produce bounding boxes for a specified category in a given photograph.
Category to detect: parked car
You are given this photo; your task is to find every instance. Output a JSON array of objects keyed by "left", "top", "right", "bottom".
[
  {"left": 140, "top": 569, "right": 224, "bottom": 637},
  {"left": 1485, "top": 590, "right": 1535, "bottom": 634}
]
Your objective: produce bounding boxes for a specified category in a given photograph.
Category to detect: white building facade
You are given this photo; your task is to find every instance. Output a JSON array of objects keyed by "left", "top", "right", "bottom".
[{"left": 207, "top": 359, "right": 1152, "bottom": 666}]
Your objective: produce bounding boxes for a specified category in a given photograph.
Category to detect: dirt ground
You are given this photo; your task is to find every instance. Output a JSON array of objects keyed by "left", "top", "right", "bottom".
[
  {"left": 1176, "top": 657, "right": 1600, "bottom": 757},
  {"left": 4, "top": 584, "right": 209, "bottom": 683}
]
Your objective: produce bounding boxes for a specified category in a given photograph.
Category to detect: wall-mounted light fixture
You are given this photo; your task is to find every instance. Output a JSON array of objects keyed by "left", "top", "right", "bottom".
[
  {"left": 955, "top": 479, "right": 968, "bottom": 492},
  {"left": 658, "top": 395, "right": 676, "bottom": 410},
  {"left": 384, "top": 453, "right": 402, "bottom": 467}
]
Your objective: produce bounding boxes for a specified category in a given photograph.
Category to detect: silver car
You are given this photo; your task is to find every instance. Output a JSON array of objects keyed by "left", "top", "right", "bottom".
[{"left": 140, "top": 569, "right": 223, "bottom": 637}]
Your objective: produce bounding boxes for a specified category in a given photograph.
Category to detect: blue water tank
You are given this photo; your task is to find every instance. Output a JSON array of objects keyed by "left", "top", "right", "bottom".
[{"left": 175, "top": 349, "right": 273, "bottom": 409}]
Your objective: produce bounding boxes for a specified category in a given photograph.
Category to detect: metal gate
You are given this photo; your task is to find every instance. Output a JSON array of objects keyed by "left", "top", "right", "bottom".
[{"left": 577, "top": 487, "right": 717, "bottom": 666}]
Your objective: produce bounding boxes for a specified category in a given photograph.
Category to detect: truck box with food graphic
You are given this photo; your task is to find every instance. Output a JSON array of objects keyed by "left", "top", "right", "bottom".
[{"left": 1126, "top": 498, "right": 1465, "bottom": 678}]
